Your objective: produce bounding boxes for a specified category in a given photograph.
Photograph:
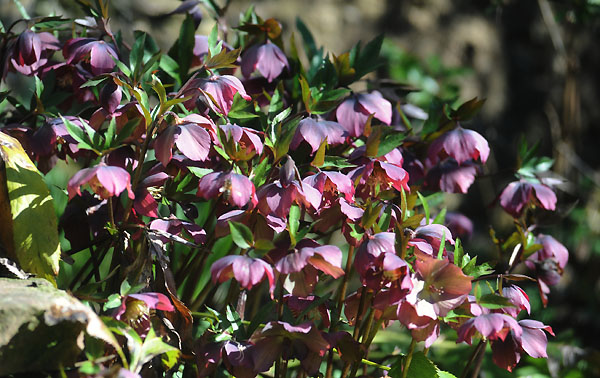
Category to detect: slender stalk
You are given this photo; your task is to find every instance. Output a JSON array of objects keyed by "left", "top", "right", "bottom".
[
  {"left": 459, "top": 339, "right": 486, "bottom": 378},
  {"left": 400, "top": 339, "right": 417, "bottom": 378}
]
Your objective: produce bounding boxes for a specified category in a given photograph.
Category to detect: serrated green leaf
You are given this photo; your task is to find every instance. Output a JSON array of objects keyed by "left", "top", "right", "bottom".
[
  {"left": 0, "top": 132, "right": 61, "bottom": 284},
  {"left": 228, "top": 221, "right": 254, "bottom": 249}
]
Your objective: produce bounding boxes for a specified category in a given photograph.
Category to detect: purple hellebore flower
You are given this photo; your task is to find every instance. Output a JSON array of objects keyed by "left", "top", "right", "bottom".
[
  {"left": 501, "top": 284, "right": 531, "bottom": 318},
  {"left": 408, "top": 223, "right": 455, "bottom": 256},
  {"left": 133, "top": 171, "right": 169, "bottom": 217},
  {"left": 284, "top": 295, "right": 331, "bottom": 328},
  {"left": 444, "top": 211, "right": 474, "bottom": 241},
  {"left": 114, "top": 292, "right": 174, "bottom": 336},
  {"left": 428, "top": 126, "right": 490, "bottom": 165},
  {"left": 530, "top": 234, "right": 569, "bottom": 270},
  {"left": 407, "top": 253, "right": 471, "bottom": 318},
  {"left": 222, "top": 341, "right": 256, "bottom": 378},
  {"left": 336, "top": 91, "right": 392, "bottom": 137},
  {"left": 457, "top": 313, "right": 522, "bottom": 345},
  {"left": 211, "top": 255, "right": 275, "bottom": 295},
  {"left": 499, "top": 179, "right": 557, "bottom": 218},
  {"left": 219, "top": 123, "right": 264, "bottom": 161},
  {"left": 525, "top": 234, "right": 568, "bottom": 306},
  {"left": 302, "top": 171, "right": 355, "bottom": 205},
  {"left": 195, "top": 75, "right": 251, "bottom": 115},
  {"left": 275, "top": 240, "right": 344, "bottom": 278},
  {"left": 63, "top": 38, "right": 118, "bottom": 75},
  {"left": 154, "top": 115, "right": 214, "bottom": 166},
  {"left": 197, "top": 171, "right": 257, "bottom": 208},
  {"left": 67, "top": 163, "right": 134, "bottom": 200},
  {"left": 490, "top": 319, "right": 554, "bottom": 372},
  {"left": 397, "top": 298, "right": 441, "bottom": 347},
  {"left": 99, "top": 79, "right": 122, "bottom": 114},
  {"left": 290, "top": 117, "right": 347, "bottom": 154},
  {"left": 426, "top": 159, "right": 479, "bottom": 194},
  {"left": 149, "top": 218, "right": 207, "bottom": 244},
  {"left": 10, "top": 30, "right": 59, "bottom": 76},
  {"left": 250, "top": 321, "right": 330, "bottom": 375},
  {"left": 350, "top": 159, "right": 410, "bottom": 199},
  {"left": 242, "top": 40, "right": 289, "bottom": 82}
]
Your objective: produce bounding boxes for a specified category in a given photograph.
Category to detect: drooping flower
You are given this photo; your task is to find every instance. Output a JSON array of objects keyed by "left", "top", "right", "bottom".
[
  {"left": 67, "top": 163, "right": 134, "bottom": 200},
  {"left": 444, "top": 211, "right": 474, "bottom": 240},
  {"left": 302, "top": 171, "right": 355, "bottom": 206},
  {"left": 350, "top": 159, "right": 410, "bottom": 200},
  {"left": 10, "top": 30, "right": 59, "bottom": 76},
  {"left": 241, "top": 41, "right": 289, "bottom": 82},
  {"left": 218, "top": 123, "right": 264, "bottom": 161},
  {"left": 428, "top": 126, "right": 490, "bottom": 164},
  {"left": 154, "top": 115, "right": 214, "bottom": 166},
  {"left": 502, "top": 285, "right": 531, "bottom": 318},
  {"left": 290, "top": 117, "right": 347, "bottom": 154},
  {"left": 490, "top": 319, "right": 554, "bottom": 372},
  {"left": 211, "top": 255, "right": 275, "bottom": 295},
  {"left": 275, "top": 239, "right": 344, "bottom": 278},
  {"left": 99, "top": 79, "right": 122, "bottom": 114},
  {"left": 133, "top": 171, "right": 169, "bottom": 217},
  {"left": 194, "top": 75, "right": 251, "bottom": 115},
  {"left": 409, "top": 223, "right": 455, "bottom": 256},
  {"left": 525, "top": 234, "right": 569, "bottom": 306},
  {"left": 336, "top": 91, "right": 392, "bottom": 137},
  {"left": 499, "top": 179, "right": 557, "bottom": 218},
  {"left": 114, "top": 293, "right": 174, "bottom": 336},
  {"left": 63, "top": 38, "right": 118, "bottom": 75},
  {"left": 149, "top": 217, "right": 206, "bottom": 244},
  {"left": 457, "top": 313, "right": 522, "bottom": 345},
  {"left": 426, "top": 159, "right": 478, "bottom": 194},
  {"left": 197, "top": 171, "right": 257, "bottom": 208},
  {"left": 250, "top": 321, "right": 330, "bottom": 375}
]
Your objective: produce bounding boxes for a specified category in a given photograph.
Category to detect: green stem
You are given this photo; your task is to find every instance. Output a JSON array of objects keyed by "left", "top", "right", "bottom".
[
  {"left": 401, "top": 339, "right": 417, "bottom": 378},
  {"left": 459, "top": 339, "right": 486, "bottom": 378}
]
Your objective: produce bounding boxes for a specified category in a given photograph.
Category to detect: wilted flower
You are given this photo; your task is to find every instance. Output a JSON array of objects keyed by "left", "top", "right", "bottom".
[
  {"left": 67, "top": 163, "right": 134, "bottom": 200},
  {"left": 336, "top": 91, "right": 392, "bottom": 137},
  {"left": 197, "top": 171, "right": 257, "bottom": 208},
  {"left": 242, "top": 41, "right": 289, "bottom": 82},
  {"left": 290, "top": 117, "right": 347, "bottom": 154},
  {"left": 63, "top": 38, "right": 118, "bottom": 75},
  {"left": 428, "top": 126, "right": 490, "bottom": 164},
  {"left": 211, "top": 255, "right": 275, "bottom": 295},
  {"left": 114, "top": 293, "right": 174, "bottom": 336},
  {"left": 154, "top": 115, "right": 214, "bottom": 166},
  {"left": 499, "top": 179, "right": 557, "bottom": 218}
]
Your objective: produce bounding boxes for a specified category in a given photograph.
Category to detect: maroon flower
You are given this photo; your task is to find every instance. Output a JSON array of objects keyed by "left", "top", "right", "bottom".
[
  {"left": 457, "top": 313, "right": 522, "bottom": 345},
  {"left": 250, "top": 321, "right": 330, "bottom": 375},
  {"left": 290, "top": 117, "right": 347, "bottom": 154},
  {"left": 428, "top": 126, "right": 490, "bottom": 164},
  {"left": 10, "top": 30, "right": 59, "bottom": 76},
  {"left": 195, "top": 75, "right": 251, "bottom": 115},
  {"left": 409, "top": 223, "right": 455, "bottom": 256},
  {"left": 350, "top": 159, "right": 410, "bottom": 200},
  {"left": 63, "top": 38, "right": 118, "bottom": 75},
  {"left": 499, "top": 179, "right": 557, "bottom": 218},
  {"left": 502, "top": 285, "right": 531, "bottom": 318},
  {"left": 336, "top": 91, "right": 392, "bottom": 137},
  {"left": 275, "top": 240, "right": 344, "bottom": 278},
  {"left": 114, "top": 293, "right": 174, "bottom": 336},
  {"left": 99, "top": 79, "right": 122, "bottom": 114},
  {"left": 67, "top": 163, "right": 134, "bottom": 200},
  {"left": 197, "top": 171, "right": 257, "bottom": 208},
  {"left": 426, "top": 159, "right": 478, "bottom": 194},
  {"left": 149, "top": 218, "right": 206, "bottom": 244},
  {"left": 219, "top": 123, "right": 264, "bottom": 161},
  {"left": 241, "top": 41, "right": 289, "bottom": 82},
  {"left": 490, "top": 319, "right": 554, "bottom": 372},
  {"left": 133, "top": 171, "right": 169, "bottom": 217},
  {"left": 211, "top": 255, "right": 275, "bottom": 295},
  {"left": 154, "top": 115, "right": 214, "bottom": 166},
  {"left": 302, "top": 171, "right": 355, "bottom": 206},
  {"left": 444, "top": 211, "right": 474, "bottom": 241},
  {"left": 526, "top": 234, "right": 568, "bottom": 306}
]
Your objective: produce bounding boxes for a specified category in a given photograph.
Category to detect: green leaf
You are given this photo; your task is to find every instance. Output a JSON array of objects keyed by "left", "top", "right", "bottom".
[
  {"left": 321, "top": 156, "right": 356, "bottom": 169},
  {"left": 296, "top": 18, "right": 318, "bottom": 60},
  {"left": 104, "top": 116, "right": 117, "bottom": 149},
  {"left": 417, "top": 192, "right": 430, "bottom": 224},
  {"left": 159, "top": 54, "right": 181, "bottom": 85},
  {"left": 437, "top": 370, "right": 457, "bottom": 378},
  {"left": 62, "top": 116, "right": 95, "bottom": 151},
  {"left": 390, "top": 351, "right": 439, "bottom": 378},
  {"left": 205, "top": 48, "right": 242, "bottom": 70},
  {"left": 353, "top": 35, "right": 384, "bottom": 79},
  {"left": 136, "top": 327, "right": 179, "bottom": 373},
  {"left": 228, "top": 221, "right": 254, "bottom": 249},
  {"left": 129, "top": 31, "right": 147, "bottom": 76},
  {"left": 376, "top": 130, "right": 407, "bottom": 157},
  {"left": 208, "top": 24, "right": 221, "bottom": 57},
  {"left": 251, "top": 157, "right": 271, "bottom": 188},
  {"left": 288, "top": 205, "right": 301, "bottom": 246},
  {"left": 175, "top": 14, "right": 197, "bottom": 79},
  {"left": 478, "top": 293, "right": 515, "bottom": 309},
  {"left": 0, "top": 132, "right": 61, "bottom": 283}
]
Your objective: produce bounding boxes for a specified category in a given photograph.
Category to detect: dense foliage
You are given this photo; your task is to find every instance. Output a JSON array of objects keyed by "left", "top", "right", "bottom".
[{"left": 0, "top": 1, "right": 570, "bottom": 377}]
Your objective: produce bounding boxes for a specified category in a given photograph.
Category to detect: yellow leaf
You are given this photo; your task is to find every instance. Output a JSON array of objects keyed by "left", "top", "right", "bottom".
[{"left": 0, "top": 132, "right": 60, "bottom": 284}]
